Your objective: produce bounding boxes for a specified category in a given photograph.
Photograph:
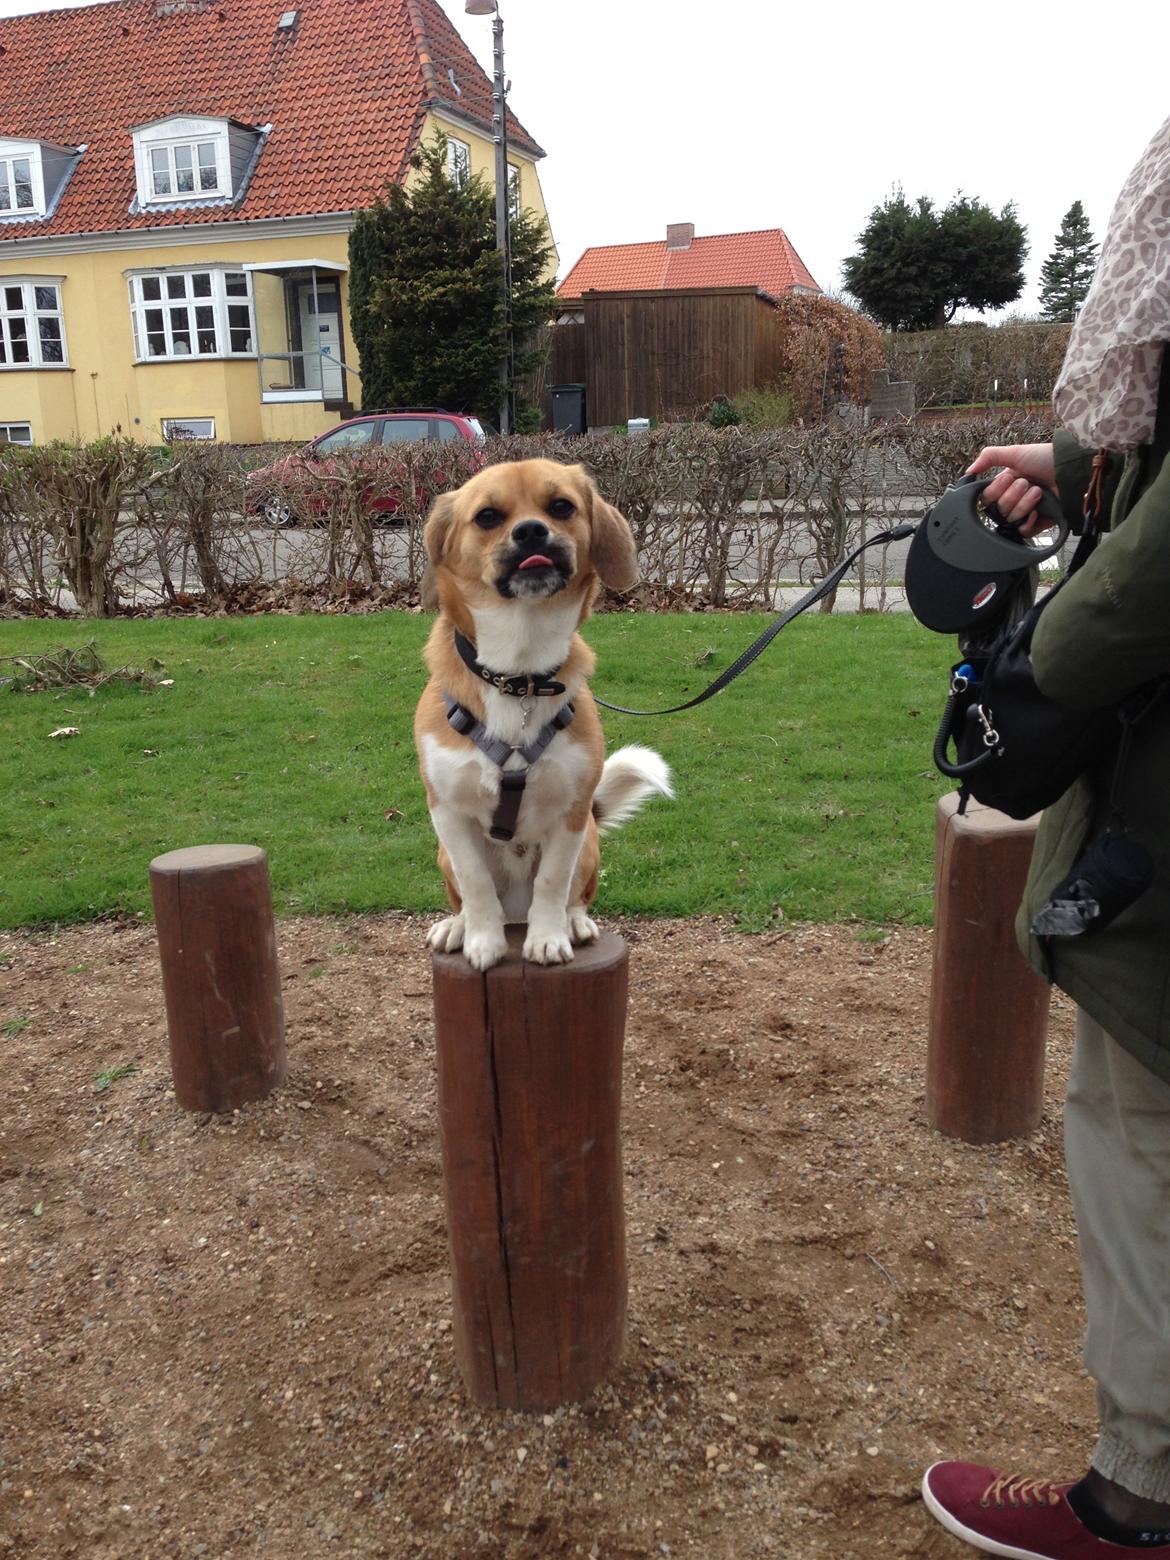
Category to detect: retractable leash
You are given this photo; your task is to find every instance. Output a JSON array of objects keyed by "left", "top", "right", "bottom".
[{"left": 593, "top": 522, "right": 917, "bottom": 717}]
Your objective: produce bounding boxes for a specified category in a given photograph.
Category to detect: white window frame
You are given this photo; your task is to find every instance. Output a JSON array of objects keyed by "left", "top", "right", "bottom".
[
  {"left": 132, "top": 118, "right": 232, "bottom": 208},
  {"left": 162, "top": 417, "right": 216, "bottom": 441},
  {"left": 127, "top": 267, "right": 255, "bottom": 362},
  {"left": 147, "top": 139, "right": 222, "bottom": 200},
  {"left": 0, "top": 421, "right": 33, "bottom": 445},
  {"left": 0, "top": 277, "right": 68, "bottom": 370},
  {"left": 447, "top": 137, "right": 471, "bottom": 189},
  {"left": 507, "top": 162, "right": 521, "bottom": 223},
  {"left": 0, "top": 140, "right": 46, "bottom": 218}
]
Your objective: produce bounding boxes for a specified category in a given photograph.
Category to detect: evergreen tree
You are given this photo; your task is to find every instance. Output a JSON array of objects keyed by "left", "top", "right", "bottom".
[
  {"left": 1038, "top": 200, "right": 1098, "bottom": 322},
  {"left": 843, "top": 189, "right": 1027, "bottom": 331},
  {"left": 348, "top": 134, "right": 556, "bottom": 422}
]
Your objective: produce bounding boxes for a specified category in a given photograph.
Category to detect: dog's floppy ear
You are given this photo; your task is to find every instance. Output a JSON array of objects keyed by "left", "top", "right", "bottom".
[
  {"left": 420, "top": 491, "right": 457, "bottom": 610},
  {"left": 582, "top": 472, "right": 639, "bottom": 592},
  {"left": 424, "top": 490, "right": 457, "bottom": 566}
]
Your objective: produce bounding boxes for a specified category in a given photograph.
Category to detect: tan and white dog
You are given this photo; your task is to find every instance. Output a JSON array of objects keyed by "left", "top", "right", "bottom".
[{"left": 414, "top": 458, "right": 672, "bottom": 971}]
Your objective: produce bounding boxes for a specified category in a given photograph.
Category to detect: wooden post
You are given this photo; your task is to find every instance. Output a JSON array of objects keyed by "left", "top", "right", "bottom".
[
  {"left": 431, "top": 928, "right": 628, "bottom": 1411},
  {"left": 150, "top": 844, "right": 287, "bottom": 1113},
  {"left": 927, "top": 794, "right": 1051, "bottom": 1143}
]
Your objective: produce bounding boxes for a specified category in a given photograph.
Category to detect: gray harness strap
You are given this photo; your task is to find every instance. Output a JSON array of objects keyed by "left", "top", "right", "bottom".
[{"left": 443, "top": 695, "right": 576, "bottom": 842}]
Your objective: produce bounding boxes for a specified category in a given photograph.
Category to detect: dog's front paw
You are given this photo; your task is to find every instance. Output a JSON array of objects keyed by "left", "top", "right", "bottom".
[
  {"left": 427, "top": 913, "right": 465, "bottom": 954},
  {"left": 568, "top": 907, "right": 599, "bottom": 945},
  {"left": 523, "top": 922, "right": 574, "bottom": 965},
  {"left": 462, "top": 922, "right": 509, "bottom": 971}
]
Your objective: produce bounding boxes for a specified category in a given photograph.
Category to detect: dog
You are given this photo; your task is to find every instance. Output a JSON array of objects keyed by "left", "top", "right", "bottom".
[{"left": 414, "top": 458, "right": 672, "bottom": 971}]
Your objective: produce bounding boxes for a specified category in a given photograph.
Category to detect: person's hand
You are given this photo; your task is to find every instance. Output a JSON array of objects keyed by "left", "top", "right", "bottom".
[{"left": 966, "top": 443, "right": 1058, "bottom": 535}]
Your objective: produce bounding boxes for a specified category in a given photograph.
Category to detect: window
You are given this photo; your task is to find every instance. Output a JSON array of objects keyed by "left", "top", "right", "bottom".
[
  {"left": 447, "top": 137, "right": 471, "bottom": 189},
  {"left": 0, "top": 156, "right": 36, "bottom": 214},
  {"left": 162, "top": 417, "right": 216, "bottom": 441},
  {"left": 0, "top": 422, "right": 33, "bottom": 445},
  {"left": 0, "top": 280, "right": 66, "bottom": 368},
  {"left": 382, "top": 419, "right": 430, "bottom": 444},
  {"left": 313, "top": 422, "right": 378, "bottom": 453},
  {"left": 507, "top": 163, "right": 521, "bottom": 223},
  {"left": 149, "top": 140, "right": 221, "bottom": 198},
  {"left": 128, "top": 269, "right": 254, "bottom": 361}
]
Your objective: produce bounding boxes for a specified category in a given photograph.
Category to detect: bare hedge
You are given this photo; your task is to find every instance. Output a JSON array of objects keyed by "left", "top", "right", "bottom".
[
  {"left": 0, "top": 411, "right": 1055, "bottom": 618},
  {"left": 890, "top": 320, "right": 1071, "bottom": 408}
]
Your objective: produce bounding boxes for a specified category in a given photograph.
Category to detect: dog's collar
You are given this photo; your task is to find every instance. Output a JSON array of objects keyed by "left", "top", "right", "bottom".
[{"left": 453, "top": 630, "right": 566, "bottom": 698}]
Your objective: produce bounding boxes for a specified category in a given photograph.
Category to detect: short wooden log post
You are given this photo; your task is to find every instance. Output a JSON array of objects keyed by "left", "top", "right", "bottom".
[
  {"left": 927, "top": 794, "right": 1051, "bottom": 1143},
  {"left": 431, "top": 928, "right": 629, "bottom": 1411},
  {"left": 150, "top": 844, "right": 287, "bottom": 1113}
]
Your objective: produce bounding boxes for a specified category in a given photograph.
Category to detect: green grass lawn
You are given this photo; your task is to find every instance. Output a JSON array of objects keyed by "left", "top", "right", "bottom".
[{"left": 0, "top": 610, "right": 954, "bottom": 930}]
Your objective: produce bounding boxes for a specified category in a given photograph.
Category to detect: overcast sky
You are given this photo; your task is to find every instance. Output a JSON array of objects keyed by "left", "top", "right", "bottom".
[
  {"left": 3, "top": 0, "right": 1165, "bottom": 317},
  {"left": 434, "top": 0, "right": 1166, "bottom": 315}
]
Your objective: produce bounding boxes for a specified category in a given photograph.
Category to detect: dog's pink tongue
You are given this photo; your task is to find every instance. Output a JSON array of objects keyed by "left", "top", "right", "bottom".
[{"left": 519, "top": 554, "right": 553, "bottom": 570}]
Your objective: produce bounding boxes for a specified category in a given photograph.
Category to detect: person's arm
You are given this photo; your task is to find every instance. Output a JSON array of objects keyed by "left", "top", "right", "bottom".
[{"left": 1030, "top": 449, "right": 1170, "bottom": 707}]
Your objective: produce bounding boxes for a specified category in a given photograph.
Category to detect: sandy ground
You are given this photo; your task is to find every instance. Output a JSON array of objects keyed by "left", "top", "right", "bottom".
[{"left": 0, "top": 911, "right": 1088, "bottom": 1559}]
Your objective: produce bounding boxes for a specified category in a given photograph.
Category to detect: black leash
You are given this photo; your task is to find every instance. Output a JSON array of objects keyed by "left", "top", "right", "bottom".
[{"left": 594, "top": 523, "right": 917, "bottom": 716}]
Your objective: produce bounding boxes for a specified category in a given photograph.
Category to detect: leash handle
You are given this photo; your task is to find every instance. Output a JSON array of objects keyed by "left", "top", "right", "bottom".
[{"left": 595, "top": 523, "right": 916, "bottom": 717}]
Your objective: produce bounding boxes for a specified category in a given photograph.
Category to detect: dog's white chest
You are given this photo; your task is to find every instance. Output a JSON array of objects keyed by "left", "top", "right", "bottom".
[{"left": 420, "top": 720, "right": 592, "bottom": 846}]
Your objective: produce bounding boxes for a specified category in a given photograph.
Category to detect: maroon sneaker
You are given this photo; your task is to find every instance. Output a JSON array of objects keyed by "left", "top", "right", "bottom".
[{"left": 922, "top": 1462, "right": 1170, "bottom": 1558}]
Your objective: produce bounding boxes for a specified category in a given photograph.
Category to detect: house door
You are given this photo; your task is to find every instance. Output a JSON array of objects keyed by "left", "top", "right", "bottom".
[{"left": 298, "top": 281, "right": 343, "bottom": 400}]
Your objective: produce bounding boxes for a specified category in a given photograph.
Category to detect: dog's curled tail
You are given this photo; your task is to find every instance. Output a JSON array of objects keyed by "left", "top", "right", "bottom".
[{"left": 592, "top": 745, "right": 674, "bottom": 833}]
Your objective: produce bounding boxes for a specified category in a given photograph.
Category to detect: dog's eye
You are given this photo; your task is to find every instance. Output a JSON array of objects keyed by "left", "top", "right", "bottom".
[
  {"left": 547, "top": 498, "right": 575, "bottom": 521},
  {"left": 474, "top": 507, "right": 504, "bottom": 529}
]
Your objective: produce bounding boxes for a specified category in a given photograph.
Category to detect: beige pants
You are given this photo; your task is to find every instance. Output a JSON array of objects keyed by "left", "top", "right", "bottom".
[{"left": 1066, "top": 1008, "right": 1170, "bottom": 1500}]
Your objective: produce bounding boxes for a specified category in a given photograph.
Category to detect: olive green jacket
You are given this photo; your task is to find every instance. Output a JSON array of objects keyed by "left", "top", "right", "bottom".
[{"left": 1018, "top": 350, "right": 1170, "bottom": 1080}]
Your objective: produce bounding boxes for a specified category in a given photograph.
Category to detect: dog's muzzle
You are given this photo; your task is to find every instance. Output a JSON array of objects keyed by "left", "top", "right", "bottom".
[{"left": 497, "top": 521, "right": 573, "bottom": 598}]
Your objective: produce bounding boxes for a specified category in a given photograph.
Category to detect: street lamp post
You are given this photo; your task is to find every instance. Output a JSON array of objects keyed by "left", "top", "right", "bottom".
[{"left": 465, "top": 0, "right": 513, "bottom": 436}]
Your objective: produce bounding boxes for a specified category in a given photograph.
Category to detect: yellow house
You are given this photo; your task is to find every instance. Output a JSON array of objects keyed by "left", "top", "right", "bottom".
[{"left": 0, "top": 0, "right": 553, "bottom": 448}]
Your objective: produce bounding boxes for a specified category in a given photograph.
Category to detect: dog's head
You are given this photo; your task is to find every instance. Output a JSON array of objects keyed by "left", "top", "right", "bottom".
[{"left": 421, "top": 459, "right": 638, "bottom": 614}]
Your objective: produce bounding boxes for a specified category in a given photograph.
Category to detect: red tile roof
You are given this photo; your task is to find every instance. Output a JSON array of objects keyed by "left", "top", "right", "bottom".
[
  {"left": 557, "top": 228, "right": 820, "bottom": 301},
  {"left": 0, "top": 0, "right": 540, "bottom": 240}
]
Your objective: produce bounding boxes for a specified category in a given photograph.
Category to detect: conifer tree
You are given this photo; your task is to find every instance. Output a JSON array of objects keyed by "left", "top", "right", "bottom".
[
  {"left": 1038, "top": 201, "right": 1098, "bottom": 322},
  {"left": 348, "top": 134, "right": 555, "bottom": 422}
]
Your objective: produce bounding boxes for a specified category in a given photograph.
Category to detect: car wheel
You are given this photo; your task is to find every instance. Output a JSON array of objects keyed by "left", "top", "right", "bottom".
[{"left": 262, "top": 497, "right": 297, "bottom": 527}]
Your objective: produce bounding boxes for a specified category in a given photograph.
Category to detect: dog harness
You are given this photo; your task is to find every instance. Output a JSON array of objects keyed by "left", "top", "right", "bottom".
[{"left": 443, "top": 694, "right": 576, "bottom": 842}]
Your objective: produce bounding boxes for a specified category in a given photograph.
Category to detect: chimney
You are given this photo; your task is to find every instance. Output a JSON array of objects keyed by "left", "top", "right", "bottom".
[{"left": 666, "top": 222, "right": 695, "bottom": 251}]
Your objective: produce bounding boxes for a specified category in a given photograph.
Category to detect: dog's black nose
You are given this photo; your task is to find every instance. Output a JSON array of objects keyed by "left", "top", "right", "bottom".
[{"left": 511, "top": 520, "right": 550, "bottom": 549}]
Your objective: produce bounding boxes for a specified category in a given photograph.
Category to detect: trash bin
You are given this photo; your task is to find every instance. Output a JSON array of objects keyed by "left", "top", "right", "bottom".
[
  {"left": 551, "top": 384, "right": 587, "bottom": 436},
  {"left": 627, "top": 417, "right": 650, "bottom": 437}
]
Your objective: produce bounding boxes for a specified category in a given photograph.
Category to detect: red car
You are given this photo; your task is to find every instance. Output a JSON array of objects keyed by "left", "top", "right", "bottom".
[{"left": 247, "top": 409, "right": 487, "bottom": 525}]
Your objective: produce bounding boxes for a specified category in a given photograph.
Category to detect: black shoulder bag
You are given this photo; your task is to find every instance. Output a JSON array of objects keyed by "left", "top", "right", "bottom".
[
  {"left": 908, "top": 459, "right": 1164, "bottom": 939},
  {"left": 910, "top": 462, "right": 1163, "bottom": 820}
]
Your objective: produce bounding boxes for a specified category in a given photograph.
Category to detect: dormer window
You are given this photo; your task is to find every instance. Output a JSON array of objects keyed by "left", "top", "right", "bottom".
[
  {"left": 0, "top": 140, "right": 83, "bottom": 224},
  {"left": 131, "top": 116, "right": 264, "bottom": 209}
]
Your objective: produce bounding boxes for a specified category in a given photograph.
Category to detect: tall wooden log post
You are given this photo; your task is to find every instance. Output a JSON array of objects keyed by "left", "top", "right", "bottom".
[
  {"left": 150, "top": 844, "right": 287, "bottom": 1113},
  {"left": 431, "top": 928, "right": 629, "bottom": 1412},
  {"left": 927, "top": 794, "right": 1051, "bottom": 1143}
]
